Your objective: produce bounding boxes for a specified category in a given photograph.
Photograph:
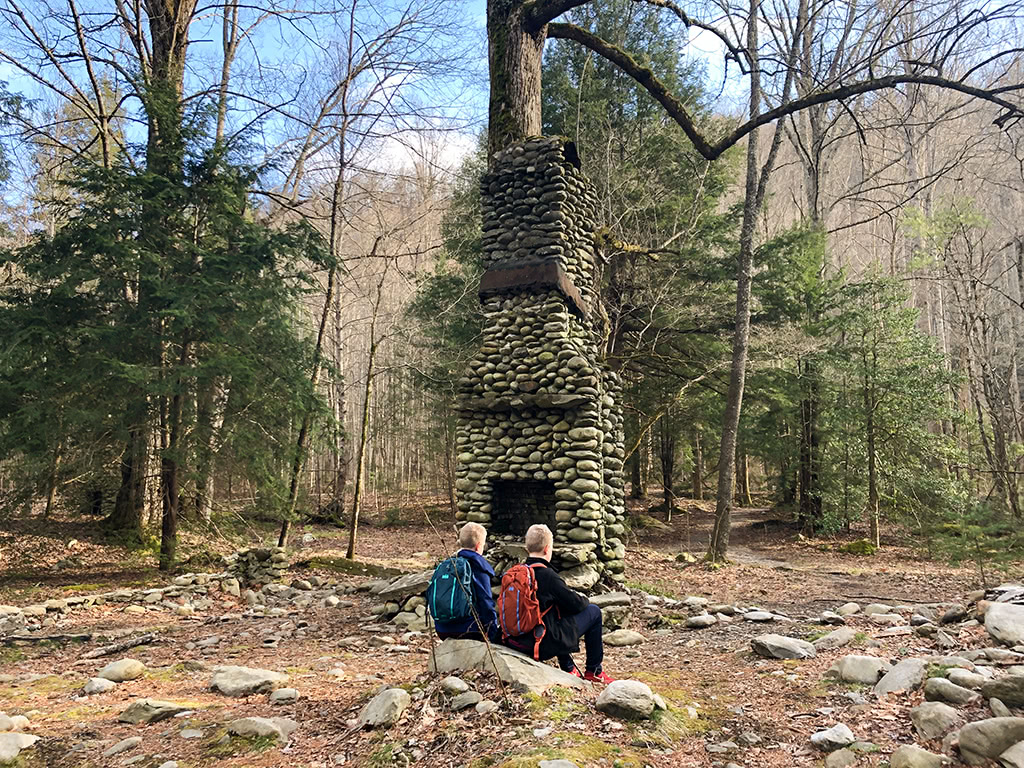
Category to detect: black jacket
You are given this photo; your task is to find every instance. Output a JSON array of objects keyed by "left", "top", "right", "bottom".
[{"left": 512, "top": 556, "right": 589, "bottom": 658}]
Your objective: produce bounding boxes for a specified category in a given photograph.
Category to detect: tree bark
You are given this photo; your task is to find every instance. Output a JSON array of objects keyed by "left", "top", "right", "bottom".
[
  {"left": 160, "top": 340, "right": 189, "bottom": 571},
  {"left": 691, "top": 428, "right": 703, "bottom": 500}
]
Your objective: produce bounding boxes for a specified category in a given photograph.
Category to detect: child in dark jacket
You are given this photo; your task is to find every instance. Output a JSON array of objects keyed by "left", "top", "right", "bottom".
[
  {"left": 504, "top": 523, "right": 615, "bottom": 684},
  {"left": 433, "top": 522, "right": 498, "bottom": 641}
]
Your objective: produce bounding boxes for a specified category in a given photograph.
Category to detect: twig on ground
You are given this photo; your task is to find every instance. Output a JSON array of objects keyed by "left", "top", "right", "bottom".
[{"left": 80, "top": 632, "right": 158, "bottom": 658}]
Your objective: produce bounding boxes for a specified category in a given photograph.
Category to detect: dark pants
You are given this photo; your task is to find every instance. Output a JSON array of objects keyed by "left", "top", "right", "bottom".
[{"left": 557, "top": 604, "right": 604, "bottom": 674}]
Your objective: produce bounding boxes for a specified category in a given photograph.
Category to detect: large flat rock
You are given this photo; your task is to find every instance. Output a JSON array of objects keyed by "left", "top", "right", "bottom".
[
  {"left": 958, "top": 717, "right": 1024, "bottom": 765},
  {"left": 210, "top": 665, "right": 288, "bottom": 697},
  {"left": 376, "top": 571, "right": 433, "bottom": 602},
  {"left": 429, "top": 639, "right": 586, "bottom": 695},
  {"left": 987, "top": 603, "right": 1024, "bottom": 646}
]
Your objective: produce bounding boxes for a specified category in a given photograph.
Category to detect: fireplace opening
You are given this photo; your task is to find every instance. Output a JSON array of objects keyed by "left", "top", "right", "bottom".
[{"left": 489, "top": 480, "right": 557, "bottom": 536}]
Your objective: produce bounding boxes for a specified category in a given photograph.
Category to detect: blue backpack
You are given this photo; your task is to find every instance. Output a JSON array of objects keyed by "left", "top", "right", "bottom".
[{"left": 427, "top": 556, "right": 475, "bottom": 622}]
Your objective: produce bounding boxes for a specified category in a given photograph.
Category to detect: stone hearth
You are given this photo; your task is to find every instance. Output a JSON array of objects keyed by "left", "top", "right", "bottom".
[{"left": 453, "top": 136, "right": 627, "bottom": 586}]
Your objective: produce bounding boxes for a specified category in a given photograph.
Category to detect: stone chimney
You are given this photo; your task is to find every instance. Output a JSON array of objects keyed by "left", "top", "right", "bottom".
[{"left": 453, "top": 137, "right": 626, "bottom": 590}]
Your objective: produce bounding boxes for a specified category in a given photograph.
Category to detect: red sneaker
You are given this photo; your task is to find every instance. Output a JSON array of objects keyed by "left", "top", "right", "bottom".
[
  {"left": 584, "top": 669, "right": 615, "bottom": 684},
  {"left": 568, "top": 667, "right": 584, "bottom": 679}
]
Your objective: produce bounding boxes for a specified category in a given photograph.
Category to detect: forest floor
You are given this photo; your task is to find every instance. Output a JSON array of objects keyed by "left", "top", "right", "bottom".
[{"left": 0, "top": 498, "right": 1019, "bottom": 768}]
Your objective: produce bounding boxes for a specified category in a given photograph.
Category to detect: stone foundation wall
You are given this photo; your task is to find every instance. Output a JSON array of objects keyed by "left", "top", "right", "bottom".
[{"left": 454, "top": 137, "right": 626, "bottom": 586}]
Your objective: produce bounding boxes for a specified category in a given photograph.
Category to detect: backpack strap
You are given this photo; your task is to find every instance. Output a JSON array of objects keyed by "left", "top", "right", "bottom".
[{"left": 527, "top": 563, "right": 553, "bottom": 660}]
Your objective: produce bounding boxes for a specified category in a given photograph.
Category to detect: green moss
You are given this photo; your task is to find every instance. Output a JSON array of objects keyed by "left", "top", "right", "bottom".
[
  {"left": 623, "top": 581, "right": 679, "bottom": 599},
  {"left": 204, "top": 729, "right": 278, "bottom": 758},
  {"left": 0, "top": 646, "right": 26, "bottom": 665},
  {"left": 299, "top": 556, "right": 402, "bottom": 578},
  {"left": 851, "top": 632, "right": 869, "bottom": 647},
  {"left": 926, "top": 664, "right": 954, "bottom": 679},
  {"left": 366, "top": 741, "right": 398, "bottom": 768},
  {"left": 840, "top": 539, "right": 877, "bottom": 556}
]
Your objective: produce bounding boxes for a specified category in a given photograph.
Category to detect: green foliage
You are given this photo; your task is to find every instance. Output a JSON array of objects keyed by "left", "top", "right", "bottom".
[
  {"left": 924, "top": 499, "right": 1024, "bottom": 584},
  {"left": 839, "top": 539, "right": 877, "bottom": 556}
]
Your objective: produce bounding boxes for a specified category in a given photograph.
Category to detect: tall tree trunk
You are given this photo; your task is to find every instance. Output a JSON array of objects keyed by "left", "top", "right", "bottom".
[
  {"left": 107, "top": 422, "right": 148, "bottom": 538},
  {"left": 864, "top": 338, "right": 880, "bottom": 548},
  {"left": 735, "top": 446, "right": 751, "bottom": 507},
  {"left": 691, "top": 428, "right": 703, "bottom": 500},
  {"left": 486, "top": 0, "right": 546, "bottom": 158},
  {"left": 160, "top": 341, "right": 189, "bottom": 571},
  {"left": 346, "top": 337, "right": 377, "bottom": 559},
  {"left": 798, "top": 360, "right": 822, "bottom": 531},
  {"left": 659, "top": 413, "right": 676, "bottom": 521}
]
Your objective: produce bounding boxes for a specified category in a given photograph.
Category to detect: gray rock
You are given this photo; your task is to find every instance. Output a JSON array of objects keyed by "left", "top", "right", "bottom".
[
  {"left": 687, "top": 614, "right": 718, "bottom": 629},
  {"left": 0, "top": 733, "right": 39, "bottom": 763},
  {"left": 157, "top": 762, "right": 178, "bottom": 768},
  {"left": 210, "top": 665, "right": 288, "bottom": 697},
  {"left": 376, "top": 571, "right": 433, "bottom": 603},
  {"left": 948, "top": 669, "right": 988, "bottom": 689},
  {"left": 911, "top": 701, "right": 962, "bottom": 740},
  {"left": 890, "top": 744, "right": 950, "bottom": 768},
  {"left": 999, "top": 741, "right": 1024, "bottom": 768},
  {"left": 83, "top": 677, "right": 117, "bottom": 695},
  {"left": 102, "top": 736, "right": 142, "bottom": 757},
  {"left": 538, "top": 761, "right": 579, "bottom": 768},
  {"left": 440, "top": 676, "right": 469, "bottom": 695},
  {"left": 941, "top": 605, "right": 968, "bottom": 624},
  {"left": 227, "top": 716, "right": 298, "bottom": 741},
  {"left": 863, "top": 603, "right": 893, "bottom": 615},
  {"left": 992, "top": 698, "right": 1013, "bottom": 717},
  {"left": 451, "top": 691, "right": 483, "bottom": 710},
  {"left": 751, "top": 633, "right": 816, "bottom": 660},
  {"left": 429, "top": 639, "right": 584, "bottom": 695},
  {"left": 827, "top": 655, "right": 891, "bottom": 684},
  {"left": 837, "top": 602, "right": 861, "bottom": 616},
  {"left": 474, "top": 699, "right": 499, "bottom": 715},
  {"left": 743, "top": 611, "right": 775, "bottom": 622},
  {"left": 357, "top": 688, "right": 411, "bottom": 728},
  {"left": 98, "top": 658, "right": 146, "bottom": 682},
  {"left": 180, "top": 729, "right": 203, "bottom": 739},
  {"left": 270, "top": 688, "right": 299, "bottom": 704},
  {"left": 811, "top": 723, "right": 856, "bottom": 751},
  {"left": 820, "top": 611, "right": 847, "bottom": 625},
  {"left": 595, "top": 679, "right": 656, "bottom": 720},
  {"left": 983, "top": 676, "right": 1024, "bottom": 708},
  {"left": 814, "top": 627, "right": 857, "bottom": 651},
  {"left": 590, "top": 592, "right": 630, "bottom": 608},
  {"left": 603, "top": 629, "right": 646, "bottom": 647},
  {"left": 874, "top": 658, "right": 927, "bottom": 696},
  {"left": 958, "top": 717, "right": 1024, "bottom": 764},
  {"left": 561, "top": 565, "right": 600, "bottom": 591},
  {"left": 987, "top": 604, "right": 1024, "bottom": 646},
  {"left": 825, "top": 748, "right": 858, "bottom": 768},
  {"left": 118, "top": 698, "right": 189, "bottom": 724},
  {"left": 925, "top": 677, "right": 982, "bottom": 706}
]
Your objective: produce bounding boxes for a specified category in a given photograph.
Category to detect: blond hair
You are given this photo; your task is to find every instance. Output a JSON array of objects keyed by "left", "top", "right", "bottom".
[
  {"left": 458, "top": 522, "right": 487, "bottom": 551},
  {"left": 525, "top": 524, "right": 553, "bottom": 555}
]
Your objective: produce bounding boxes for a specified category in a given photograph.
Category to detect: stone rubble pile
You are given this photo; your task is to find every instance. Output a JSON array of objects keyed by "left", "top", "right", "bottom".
[{"left": 226, "top": 546, "right": 289, "bottom": 586}]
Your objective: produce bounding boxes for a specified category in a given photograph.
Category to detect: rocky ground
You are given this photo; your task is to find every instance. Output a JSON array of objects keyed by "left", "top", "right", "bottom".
[{"left": 0, "top": 502, "right": 1022, "bottom": 768}]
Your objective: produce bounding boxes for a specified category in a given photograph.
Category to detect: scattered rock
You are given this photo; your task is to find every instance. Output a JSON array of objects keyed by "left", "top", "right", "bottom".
[
  {"left": 451, "top": 691, "right": 483, "bottom": 711},
  {"left": 827, "top": 655, "right": 891, "bottom": 684},
  {"left": 686, "top": 614, "right": 718, "bottom": 629},
  {"left": 0, "top": 733, "right": 39, "bottom": 763},
  {"left": 820, "top": 611, "right": 847, "bottom": 625},
  {"left": 118, "top": 699, "right": 189, "bottom": 724},
  {"left": 102, "top": 736, "right": 142, "bottom": 757},
  {"left": 825, "top": 748, "right": 858, "bottom": 768},
  {"left": 941, "top": 605, "right": 968, "bottom": 624},
  {"left": 958, "top": 717, "right": 1024, "bottom": 764},
  {"left": 376, "top": 571, "right": 432, "bottom": 603},
  {"left": 947, "top": 669, "right": 988, "bottom": 690},
  {"left": 1000, "top": 741, "right": 1024, "bottom": 768},
  {"left": 743, "top": 611, "right": 775, "bottom": 622},
  {"left": 890, "top": 744, "right": 950, "bottom": 768},
  {"left": 429, "top": 639, "right": 584, "bottom": 695},
  {"left": 98, "top": 658, "right": 146, "bottom": 682},
  {"left": 837, "top": 602, "right": 861, "bottom": 616},
  {"left": 986, "top": 604, "right": 1024, "bottom": 646},
  {"left": 603, "top": 630, "right": 646, "bottom": 647},
  {"left": 440, "top": 676, "right": 469, "bottom": 695},
  {"left": 811, "top": 723, "right": 856, "bottom": 751},
  {"left": 863, "top": 603, "right": 893, "bottom": 615},
  {"left": 227, "top": 716, "right": 298, "bottom": 741},
  {"left": 874, "top": 658, "right": 927, "bottom": 696},
  {"left": 595, "top": 679, "right": 657, "bottom": 720},
  {"left": 911, "top": 702, "right": 962, "bottom": 740},
  {"left": 538, "top": 761, "right": 579, "bottom": 768},
  {"left": 982, "top": 676, "right": 1024, "bottom": 708},
  {"left": 751, "top": 634, "right": 816, "bottom": 660},
  {"left": 357, "top": 688, "right": 411, "bottom": 728},
  {"left": 474, "top": 700, "right": 499, "bottom": 715},
  {"left": 210, "top": 665, "right": 288, "bottom": 697},
  {"left": 991, "top": 698, "right": 1012, "bottom": 717},
  {"left": 925, "top": 677, "right": 982, "bottom": 706},
  {"left": 270, "top": 688, "right": 299, "bottom": 704},
  {"left": 83, "top": 677, "right": 117, "bottom": 695},
  {"left": 814, "top": 628, "right": 858, "bottom": 652}
]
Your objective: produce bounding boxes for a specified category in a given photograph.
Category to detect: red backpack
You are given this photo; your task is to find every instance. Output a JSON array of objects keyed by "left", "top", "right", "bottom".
[{"left": 497, "top": 562, "right": 551, "bottom": 660}]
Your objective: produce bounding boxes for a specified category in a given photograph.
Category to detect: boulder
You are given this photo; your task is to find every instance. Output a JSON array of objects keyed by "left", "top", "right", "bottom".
[
  {"left": 118, "top": 698, "right": 189, "bottom": 724},
  {"left": 451, "top": 691, "right": 483, "bottom": 711},
  {"left": 83, "top": 677, "right": 118, "bottom": 695},
  {"left": 210, "top": 665, "right": 287, "bottom": 697},
  {"left": 911, "top": 701, "right": 962, "bottom": 740},
  {"left": 890, "top": 744, "right": 951, "bottom": 768},
  {"left": 603, "top": 630, "right": 646, "bottom": 647},
  {"left": 863, "top": 603, "right": 893, "bottom": 615},
  {"left": 958, "top": 718, "right": 1024, "bottom": 765},
  {"left": 376, "top": 571, "right": 433, "bottom": 603},
  {"left": 560, "top": 565, "right": 600, "bottom": 591},
  {"left": 357, "top": 688, "right": 411, "bottom": 728},
  {"left": 227, "top": 716, "right": 298, "bottom": 741},
  {"left": 999, "top": 741, "right": 1024, "bottom": 768},
  {"left": 837, "top": 602, "right": 861, "bottom": 616},
  {"left": 687, "top": 614, "right": 718, "bottom": 629},
  {"left": 269, "top": 688, "right": 299, "bottom": 704},
  {"left": 429, "top": 639, "right": 585, "bottom": 695},
  {"left": 825, "top": 748, "right": 858, "bottom": 768},
  {"left": 925, "top": 677, "right": 982, "bottom": 706},
  {"left": 948, "top": 669, "right": 989, "bottom": 690},
  {"left": 811, "top": 723, "right": 856, "bottom": 751},
  {"left": 97, "top": 658, "right": 146, "bottom": 682},
  {"left": 992, "top": 698, "right": 1013, "bottom": 717},
  {"left": 874, "top": 658, "right": 927, "bottom": 696},
  {"left": 751, "top": 634, "right": 816, "bottom": 660},
  {"left": 595, "top": 680, "right": 656, "bottom": 720},
  {"left": 0, "top": 733, "right": 39, "bottom": 763},
  {"left": 813, "top": 628, "right": 857, "bottom": 652},
  {"left": 987, "top": 604, "right": 1024, "bottom": 646},
  {"left": 827, "top": 655, "right": 891, "bottom": 684},
  {"left": 983, "top": 676, "right": 1024, "bottom": 708},
  {"left": 440, "top": 676, "right": 469, "bottom": 695}
]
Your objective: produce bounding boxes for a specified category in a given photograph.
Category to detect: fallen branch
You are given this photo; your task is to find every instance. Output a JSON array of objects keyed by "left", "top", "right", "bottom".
[
  {"left": 3, "top": 633, "right": 92, "bottom": 646},
  {"left": 80, "top": 632, "right": 158, "bottom": 658}
]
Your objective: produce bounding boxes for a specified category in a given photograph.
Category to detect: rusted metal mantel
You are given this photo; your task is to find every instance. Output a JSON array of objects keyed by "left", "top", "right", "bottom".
[{"left": 478, "top": 258, "right": 587, "bottom": 318}]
